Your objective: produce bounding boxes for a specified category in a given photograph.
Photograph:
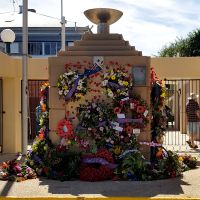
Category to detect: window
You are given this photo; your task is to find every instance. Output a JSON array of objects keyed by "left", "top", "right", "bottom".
[
  {"left": 44, "top": 42, "right": 57, "bottom": 55},
  {"left": 28, "top": 42, "right": 43, "bottom": 55},
  {"left": 0, "top": 42, "right": 5, "bottom": 52},
  {"left": 56, "top": 42, "right": 61, "bottom": 52},
  {"left": 10, "top": 42, "right": 19, "bottom": 54}
]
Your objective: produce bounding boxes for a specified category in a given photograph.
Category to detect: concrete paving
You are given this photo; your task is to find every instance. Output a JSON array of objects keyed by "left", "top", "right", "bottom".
[{"left": 0, "top": 153, "right": 200, "bottom": 198}]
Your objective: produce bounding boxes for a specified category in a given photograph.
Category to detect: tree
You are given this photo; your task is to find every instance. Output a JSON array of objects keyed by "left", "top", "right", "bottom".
[{"left": 158, "top": 29, "right": 200, "bottom": 57}]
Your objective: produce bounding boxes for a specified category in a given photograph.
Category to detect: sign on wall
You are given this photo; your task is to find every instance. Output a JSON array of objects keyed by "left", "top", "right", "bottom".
[{"left": 132, "top": 66, "right": 147, "bottom": 86}]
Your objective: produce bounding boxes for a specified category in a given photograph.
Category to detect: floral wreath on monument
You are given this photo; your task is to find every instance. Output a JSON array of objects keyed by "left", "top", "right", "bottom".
[
  {"left": 56, "top": 60, "right": 103, "bottom": 102},
  {"left": 113, "top": 94, "right": 149, "bottom": 129},
  {"left": 57, "top": 118, "right": 74, "bottom": 140},
  {"left": 102, "top": 67, "right": 132, "bottom": 100},
  {"left": 57, "top": 70, "right": 88, "bottom": 101},
  {"left": 76, "top": 101, "right": 115, "bottom": 149}
]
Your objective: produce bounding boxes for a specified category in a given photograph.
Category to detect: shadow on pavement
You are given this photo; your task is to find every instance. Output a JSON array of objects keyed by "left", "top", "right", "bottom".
[{"left": 38, "top": 176, "right": 189, "bottom": 197}]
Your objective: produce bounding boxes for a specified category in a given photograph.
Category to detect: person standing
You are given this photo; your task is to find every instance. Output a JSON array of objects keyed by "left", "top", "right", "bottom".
[{"left": 186, "top": 93, "right": 200, "bottom": 148}]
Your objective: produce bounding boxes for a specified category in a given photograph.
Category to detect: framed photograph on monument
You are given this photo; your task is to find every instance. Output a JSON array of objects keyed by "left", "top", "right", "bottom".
[{"left": 132, "top": 66, "right": 146, "bottom": 86}]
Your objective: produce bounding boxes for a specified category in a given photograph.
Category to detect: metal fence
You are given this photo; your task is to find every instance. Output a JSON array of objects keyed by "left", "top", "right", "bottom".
[
  {"left": 164, "top": 79, "right": 200, "bottom": 151},
  {"left": 28, "top": 80, "right": 47, "bottom": 141}
]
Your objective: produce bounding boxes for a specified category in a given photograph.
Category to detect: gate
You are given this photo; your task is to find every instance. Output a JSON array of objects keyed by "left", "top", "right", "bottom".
[
  {"left": 0, "top": 79, "right": 3, "bottom": 152},
  {"left": 164, "top": 79, "right": 200, "bottom": 151},
  {"left": 28, "top": 80, "right": 47, "bottom": 141}
]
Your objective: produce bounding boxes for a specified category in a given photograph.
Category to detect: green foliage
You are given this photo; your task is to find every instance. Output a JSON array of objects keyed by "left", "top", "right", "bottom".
[
  {"left": 158, "top": 29, "right": 200, "bottom": 57},
  {"left": 115, "top": 151, "right": 150, "bottom": 181},
  {"left": 48, "top": 149, "right": 81, "bottom": 181}
]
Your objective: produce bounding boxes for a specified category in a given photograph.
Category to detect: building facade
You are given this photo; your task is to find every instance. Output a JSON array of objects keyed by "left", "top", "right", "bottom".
[
  {"left": 0, "top": 26, "right": 90, "bottom": 152},
  {"left": 0, "top": 26, "right": 90, "bottom": 56}
]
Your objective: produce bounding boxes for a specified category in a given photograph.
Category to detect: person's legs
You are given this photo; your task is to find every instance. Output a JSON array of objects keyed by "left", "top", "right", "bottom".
[{"left": 188, "top": 122, "right": 198, "bottom": 148}]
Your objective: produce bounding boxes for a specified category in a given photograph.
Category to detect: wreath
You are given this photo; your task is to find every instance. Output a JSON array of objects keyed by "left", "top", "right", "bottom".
[
  {"left": 102, "top": 68, "right": 132, "bottom": 100},
  {"left": 57, "top": 119, "right": 73, "bottom": 139},
  {"left": 76, "top": 102, "right": 115, "bottom": 148},
  {"left": 57, "top": 70, "right": 87, "bottom": 101},
  {"left": 79, "top": 149, "right": 116, "bottom": 181},
  {"left": 113, "top": 94, "right": 149, "bottom": 129}
]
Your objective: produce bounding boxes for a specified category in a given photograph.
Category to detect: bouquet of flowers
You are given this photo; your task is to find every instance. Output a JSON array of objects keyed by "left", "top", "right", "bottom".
[
  {"left": 0, "top": 159, "right": 37, "bottom": 181},
  {"left": 178, "top": 154, "right": 197, "bottom": 169}
]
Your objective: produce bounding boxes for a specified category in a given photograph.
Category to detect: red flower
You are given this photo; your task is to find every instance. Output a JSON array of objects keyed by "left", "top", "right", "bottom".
[
  {"left": 114, "top": 107, "right": 121, "bottom": 114},
  {"left": 120, "top": 101, "right": 124, "bottom": 107},
  {"left": 137, "top": 105, "right": 145, "bottom": 114},
  {"left": 38, "top": 133, "right": 45, "bottom": 140},
  {"left": 57, "top": 119, "right": 73, "bottom": 139},
  {"left": 125, "top": 126, "right": 132, "bottom": 134},
  {"left": 79, "top": 149, "right": 115, "bottom": 181}
]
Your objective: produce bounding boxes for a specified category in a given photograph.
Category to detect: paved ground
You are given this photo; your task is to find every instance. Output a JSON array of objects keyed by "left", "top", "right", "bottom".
[{"left": 0, "top": 153, "right": 200, "bottom": 198}]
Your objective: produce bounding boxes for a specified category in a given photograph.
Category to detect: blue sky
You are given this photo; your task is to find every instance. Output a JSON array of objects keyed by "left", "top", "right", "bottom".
[{"left": 1, "top": 0, "right": 200, "bottom": 56}]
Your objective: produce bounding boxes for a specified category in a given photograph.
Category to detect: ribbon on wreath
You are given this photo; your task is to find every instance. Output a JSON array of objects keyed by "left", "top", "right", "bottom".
[
  {"left": 139, "top": 141, "right": 162, "bottom": 147},
  {"left": 107, "top": 81, "right": 125, "bottom": 90},
  {"left": 118, "top": 149, "right": 139, "bottom": 159},
  {"left": 81, "top": 157, "right": 117, "bottom": 169},
  {"left": 65, "top": 76, "right": 80, "bottom": 101},
  {"left": 65, "top": 63, "right": 102, "bottom": 101},
  {"left": 117, "top": 118, "right": 143, "bottom": 124}
]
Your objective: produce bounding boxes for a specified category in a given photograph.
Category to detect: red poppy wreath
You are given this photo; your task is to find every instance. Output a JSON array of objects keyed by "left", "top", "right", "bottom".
[
  {"left": 79, "top": 149, "right": 116, "bottom": 181},
  {"left": 57, "top": 119, "right": 73, "bottom": 139}
]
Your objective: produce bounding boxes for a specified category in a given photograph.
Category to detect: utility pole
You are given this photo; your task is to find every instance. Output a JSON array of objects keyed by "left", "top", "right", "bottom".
[
  {"left": 22, "top": 0, "right": 28, "bottom": 155},
  {"left": 61, "top": 0, "right": 66, "bottom": 51}
]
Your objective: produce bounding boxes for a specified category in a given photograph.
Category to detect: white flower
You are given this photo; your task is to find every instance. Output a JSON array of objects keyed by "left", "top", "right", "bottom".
[
  {"left": 118, "top": 80, "right": 123, "bottom": 86},
  {"left": 77, "top": 85, "right": 82, "bottom": 90},
  {"left": 92, "top": 103, "right": 97, "bottom": 108},
  {"left": 66, "top": 71, "right": 74, "bottom": 76},
  {"left": 64, "top": 90, "right": 68, "bottom": 95},
  {"left": 74, "top": 75, "right": 79, "bottom": 79},
  {"left": 78, "top": 80, "right": 83, "bottom": 85},
  {"left": 102, "top": 80, "right": 108, "bottom": 86},
  {"left": 104, "top": 73, "right": 108, "bottom": 78},
  {"left": 110, "top": 140, "right": 114, "bottom": 144},
  {"left": 88, "top": 127, "right": 92, "bottom": 131},
  {"left": 99, "top": 127, "right": 104, "bottom": 132},
  {"left": 96, "top": 107, "right": 100, "bottom": 111},
  {"left": 108, "top": 91, "right": 114, "bottom": 98},
  {"left": 61, "top": 80, "right": 65, "bottom": 85},
  {"left": 58, "top": 90, "right": 63, "bottom": 95}
]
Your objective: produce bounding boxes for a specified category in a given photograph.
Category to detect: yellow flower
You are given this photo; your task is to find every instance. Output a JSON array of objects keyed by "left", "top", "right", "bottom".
[
  {"left": 123, "top": 81, "right": 129, "bottom": 86},
  {"left": 111, "top": 75, "right": 116, "bottom": 80},
  {"left": 77, "top": 93, "right": 82, "bottom": 98},
  {"left": 63, "top": 85, "right": 68, "bottom": 90},
  {"left": 107, "top": 88, "right": 111, "bottom": 93},
  {"left": 117, "top": 89, "right": 121, "bottom": 93},
  {"left": 113, "top": 146, "right": 121, "bottom": 155},
  {"left": 67, "top": 140, "right": 71, "bottom": 145},
  {"left": 178, "top": 156, "right": 183, "bottom": 161}
]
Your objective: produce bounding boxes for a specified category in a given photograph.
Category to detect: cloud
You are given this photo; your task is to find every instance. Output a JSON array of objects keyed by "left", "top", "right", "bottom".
[{"left": 0, "top": 0, "right": 200, "bottom": 56}]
